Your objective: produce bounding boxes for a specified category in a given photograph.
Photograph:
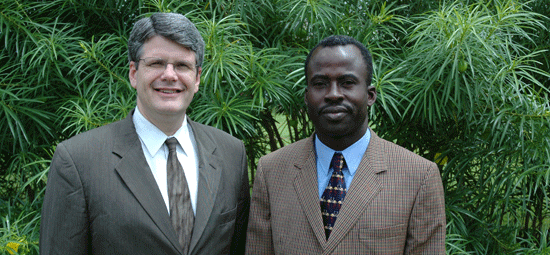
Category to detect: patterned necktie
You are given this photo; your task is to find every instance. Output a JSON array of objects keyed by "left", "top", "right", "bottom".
[
  {"left": 165, "top": 137, "right": 194, "bottom": 254},
  {"left": 320, "top": 152, "right": 347, "bottom": 239}
]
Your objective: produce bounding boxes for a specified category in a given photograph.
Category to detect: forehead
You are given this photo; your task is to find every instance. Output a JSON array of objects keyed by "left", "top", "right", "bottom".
[
  {"left": 140, "top": 36, "right": 195, "bottom": 60},
  {"left": 307, "top": 45, "right": 366, "bottom": 78}
]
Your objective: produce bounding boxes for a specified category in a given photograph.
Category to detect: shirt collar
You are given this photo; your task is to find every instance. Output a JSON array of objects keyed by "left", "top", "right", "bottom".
[
  {"left": 133, "top": 107, "right": 191, "bottom": 156},
  {"left": 314, "top": 129, "right": 371, "bottom": 174}
]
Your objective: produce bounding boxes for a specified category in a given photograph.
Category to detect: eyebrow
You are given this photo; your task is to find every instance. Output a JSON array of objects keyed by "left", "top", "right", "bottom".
[
  {"left": 173, "top": 59, "right": 193, "bottom": 64},
  {"left": 310, "top": 74, "right": 359, "bottom": 81},
  {"left": 338, "top": 74, "right": 359, "bottom": 81},
  {"left": 144, "top": 57, "right": 193, "bottom": 64}
]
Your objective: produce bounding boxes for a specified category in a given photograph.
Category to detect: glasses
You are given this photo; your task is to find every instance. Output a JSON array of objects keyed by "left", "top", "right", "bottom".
[{"left": 138, "top": 57, "right": 196, "bottom": 73}]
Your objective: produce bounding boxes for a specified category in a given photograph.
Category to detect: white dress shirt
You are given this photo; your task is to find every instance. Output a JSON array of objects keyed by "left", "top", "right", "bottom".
[{"left": 133, "top": 107, "right": 199, "bottom": 215}]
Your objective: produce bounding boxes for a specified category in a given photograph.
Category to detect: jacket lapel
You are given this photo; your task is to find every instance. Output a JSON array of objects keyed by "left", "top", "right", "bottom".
[
  {"left": 187, "top": 121, "right": 222, "bottom": 253},
  {"left": 293, "top": 136, "right": 329, "bottom": 249},
  {"left": 112, "top": 113, "right": 183, "bottom": 255},
  {"left": 323, "top": 130, "right": 385, "bottom": 254}
]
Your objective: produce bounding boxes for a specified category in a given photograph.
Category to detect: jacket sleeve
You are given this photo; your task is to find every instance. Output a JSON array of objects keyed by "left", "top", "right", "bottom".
[
  {"left": 245, "top": 159, "right": 275, "bottom": 254},
  {"left": 405, "top": 162, "right": 446, "bottom": 254},
  {"left": 40, "top": 143, "right": 90, "bottom": 255}
]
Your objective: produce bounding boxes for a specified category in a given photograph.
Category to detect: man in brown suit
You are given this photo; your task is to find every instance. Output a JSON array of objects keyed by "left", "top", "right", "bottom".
[{"left": 246, "top": 35, "right": 446, "bottom": 254}]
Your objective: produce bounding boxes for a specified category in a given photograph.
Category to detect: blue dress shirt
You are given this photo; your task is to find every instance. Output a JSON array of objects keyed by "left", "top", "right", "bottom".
[{"left": 315, "top": 130, "right": 371, "bottom": 198}]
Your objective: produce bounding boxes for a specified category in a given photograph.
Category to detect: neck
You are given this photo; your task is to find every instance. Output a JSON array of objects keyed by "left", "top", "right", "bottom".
[
  {"left": 137, "top": 106, "right": 185, "bottom": 136},
  {"left": 317, "top": 128, "right": 368, "bottom": 151},
  {"left": 153, "top": 117, "right": 184, "bottom": 136}
]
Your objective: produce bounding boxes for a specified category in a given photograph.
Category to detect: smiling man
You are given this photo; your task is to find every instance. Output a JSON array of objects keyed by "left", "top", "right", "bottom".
[
  {"left": 40, "top": 13, "right": 249, "bottom": 255},
  {"left": 246, "top": 35, "right": 446, "bottom": 254}
]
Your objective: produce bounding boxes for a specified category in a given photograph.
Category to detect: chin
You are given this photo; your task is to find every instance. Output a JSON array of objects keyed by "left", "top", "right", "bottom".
[
  {"left": 155, "top": 107, "right": 186, "bottom": 115},
  {"left": 318, "top": 128, "right": 349, "bottom": 138}
]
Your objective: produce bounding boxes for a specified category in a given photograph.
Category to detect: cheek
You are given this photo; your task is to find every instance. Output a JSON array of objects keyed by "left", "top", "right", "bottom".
[
  {"left": 305, "top": 91, "right": 321, "bottom": 105},
  {"left": 135, "top": 73, "right": 155, "bottom": 90},
  {"left": 349, "top": 90, "right": 369, "bottom": 106},
  {"left": 355, "top": 98, "right": 370, "bottom": 116},
  {"left": 136, "top": 81, "right": 149, "bottom": 93},
  {"left": 305, "top": 100, "right": 318, "bottom": 118},
  {"left": 180, "top": 74, "right": 199, "bottom": 87}
]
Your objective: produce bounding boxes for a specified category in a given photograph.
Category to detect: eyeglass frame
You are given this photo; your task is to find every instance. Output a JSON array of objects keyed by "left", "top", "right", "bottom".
[{"left": 137, "top": 57, "right": 199, "bottom": 74}]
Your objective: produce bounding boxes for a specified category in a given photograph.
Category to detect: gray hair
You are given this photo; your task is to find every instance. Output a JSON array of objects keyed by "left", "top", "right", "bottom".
[{"left": 128, "top": 13, "right": 205, "bottom": 68}]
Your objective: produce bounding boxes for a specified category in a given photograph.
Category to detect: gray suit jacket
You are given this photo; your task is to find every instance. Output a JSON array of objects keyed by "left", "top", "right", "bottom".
[
  {"left": 246, "top": 130, "right": 445, "bottom": 254},
  {"left": 40, "top": 111, "right": 250, "bottom": 255}
]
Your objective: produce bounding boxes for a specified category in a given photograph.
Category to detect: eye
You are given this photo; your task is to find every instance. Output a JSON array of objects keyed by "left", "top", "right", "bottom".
[
  {"left": 311, "top": 80, "right": 327, "bottom": 88},
  {"left": 341, "top": 80, "right": 356, "bottom": 87},
  {"left": 174, "top": 62, "right": 191, "bottom": 72},
  {"left": 147, "top": 59, "right": 166, "bottom": 68}
]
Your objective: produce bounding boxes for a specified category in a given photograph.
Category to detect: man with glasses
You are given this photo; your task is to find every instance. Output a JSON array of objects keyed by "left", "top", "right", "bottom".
[{"left": 40, "top": 13, "right": 249, "bottom": 255}]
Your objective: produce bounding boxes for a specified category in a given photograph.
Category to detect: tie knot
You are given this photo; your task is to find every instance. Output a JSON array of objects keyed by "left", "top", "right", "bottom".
[
  {"left": 330, "top": 152, "right": 345, "bottom": 172},
  {"left": 165, "top": 137, "right": 179, "bottom": 153}
]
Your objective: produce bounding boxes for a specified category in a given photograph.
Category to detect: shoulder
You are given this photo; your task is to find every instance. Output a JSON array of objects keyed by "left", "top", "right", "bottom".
[
  {"left": 260, "top": 137, "right": 313, "bottom": 164},
  {"left": 369, "top": 133, "right": 439, "bottom": 180},
  {"left": 58, "top": 117, "right": 133, "bottom": 151},
  {"left": 375, "top": 136, "right": 434, "bottom": 166},
  {"left": 62, "top": 118, "right": 128, "bottom": 144},
  {"left": 49, "top": 117, "right": 135, "bottom": 178}
]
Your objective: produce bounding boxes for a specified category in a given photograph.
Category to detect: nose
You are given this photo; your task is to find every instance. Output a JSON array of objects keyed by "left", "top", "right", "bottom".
[
  {"left": 160, "top": 64, "right": 178, "bottom": 81},
  {"left": 325, "top": 82, "right": 343, "bottom": 102}
]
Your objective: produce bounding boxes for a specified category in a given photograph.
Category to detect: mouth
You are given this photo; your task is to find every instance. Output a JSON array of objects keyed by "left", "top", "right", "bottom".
[
  {"left": 320, "top": 105, "right": 349, "bottom": 114},
  {"left": 323, "top": 112, "right": 346, "bottom": 120},
  {"left": 320, "top": 105, "right": 350, "bottom": 121},
  {"left": 155, "top": 88, "right": 183, "bottom": 94}
]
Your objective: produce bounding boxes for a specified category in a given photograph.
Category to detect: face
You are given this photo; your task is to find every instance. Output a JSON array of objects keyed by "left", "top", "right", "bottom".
[
  {"left": 129, "top": 35, "right": 201, "bottom": 125},
  {"left": 305, "top": 44, "right": 376, "bottom": 147}
]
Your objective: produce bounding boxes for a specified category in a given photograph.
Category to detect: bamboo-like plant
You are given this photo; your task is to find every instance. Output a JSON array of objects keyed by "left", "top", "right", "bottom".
[
  {"left": 384, "top": 1, "right": 550, "bottom": 253},
  {"left": 0, "top": 0, "right": 548, "bottom": 254}
]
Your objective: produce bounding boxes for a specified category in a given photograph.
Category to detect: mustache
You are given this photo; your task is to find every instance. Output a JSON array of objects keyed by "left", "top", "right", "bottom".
[{"left": 318, "top": 103, "right": 353, "bottom": 114}]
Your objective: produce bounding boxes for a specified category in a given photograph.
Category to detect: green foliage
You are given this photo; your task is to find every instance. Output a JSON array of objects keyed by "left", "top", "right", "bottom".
[
  {"left": 0, "top": 202, "right": 41, "bottom": 255},
  {"left": 0, "top": 0, "right": 548, "bottom": 254},
  {"left": 371, "top": 1, "right": 550, "bottom": 253}
]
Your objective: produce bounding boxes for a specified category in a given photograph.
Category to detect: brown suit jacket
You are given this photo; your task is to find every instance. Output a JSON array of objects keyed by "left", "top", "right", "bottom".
[
  {"left": 40, "top": 111, "right": 249, "bottom": 255},
  {"left": 246, "top": 129, "right": 445, "bottom": 254}
]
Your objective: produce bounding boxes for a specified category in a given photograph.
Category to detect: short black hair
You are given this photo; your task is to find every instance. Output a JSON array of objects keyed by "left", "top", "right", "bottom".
[{"left": 304, "top": 35, "right": 373, "bottom": 86}]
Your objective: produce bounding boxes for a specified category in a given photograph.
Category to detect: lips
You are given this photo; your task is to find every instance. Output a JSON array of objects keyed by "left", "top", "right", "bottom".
[
  {"left": 320, "top": 105, "right": 350, "bottom": 121},
  {"left": 154, "top": 88, "right": 183, "bottom": 93},
  {"left": 320, "top": 105, "right": 349, "bottom": 114}
]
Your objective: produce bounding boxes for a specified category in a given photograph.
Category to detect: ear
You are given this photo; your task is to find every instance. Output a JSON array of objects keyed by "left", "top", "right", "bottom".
[
  {"left": 304, "top": 87, "right": 311, "bottom": 108},
  {"left": 366, "top": 85, "right": 377, "bottom": 106},
  {"left": 129, "top": 61, "right": 138, "bottom": 89},
  {"left": 193, "top": 66, "right": 202, "bottom": 93}
]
